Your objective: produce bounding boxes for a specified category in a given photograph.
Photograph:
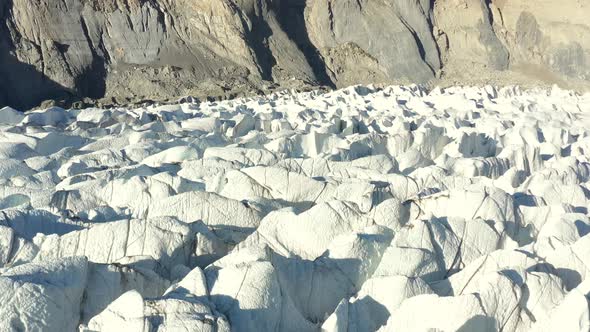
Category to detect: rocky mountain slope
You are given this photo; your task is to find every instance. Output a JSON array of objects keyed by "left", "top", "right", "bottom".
[{"left": 1, "top": 0, "right": 589, "bottom": 109}]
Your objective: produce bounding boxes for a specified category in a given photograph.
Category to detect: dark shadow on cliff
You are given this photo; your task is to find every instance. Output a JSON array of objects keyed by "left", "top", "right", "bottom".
[
  {"left": 272, "top": 0, "right": 335, "bottom": 87},
  {"left": 0, "top": 0, "right": 74, "bottom": 110},
  {"left": 77, "top": 16, "right": 107, "bottom": 99},
  {"left": 0, "top": 51, "right": 78, "bottom": 110},
  {"left": 238, "top": 0, "right": 278, "bottom": 81},
  {"left": 0, "top": 0, "right": 106, "bottom": 110}
]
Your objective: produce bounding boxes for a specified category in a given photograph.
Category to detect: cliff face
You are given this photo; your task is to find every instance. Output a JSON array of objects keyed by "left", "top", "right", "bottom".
[
  {"left": 0, "top": 0, "right": 319, "bottom": 109},
  {"left": 432, "top": 0, "right": 590, "bottom": 85},
  {"left": 1, "top": 0, "right": 589, "bottom": 109},
  {"left": 489, "top": 0, "right": 590, "bottom": 79}
]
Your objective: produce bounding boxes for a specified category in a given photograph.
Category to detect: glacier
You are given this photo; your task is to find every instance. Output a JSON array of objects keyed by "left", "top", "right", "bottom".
[{"left": 0, "top": 84, "right": 589, "bottom": 331}]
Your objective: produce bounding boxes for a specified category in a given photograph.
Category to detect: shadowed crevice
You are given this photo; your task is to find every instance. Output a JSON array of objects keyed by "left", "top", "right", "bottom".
[
  {"left": 77, "top": 16, "right": 107, "bottom": 99},
  {"left": 0, "top": 0, "right": 75, "bottom": 110},
  {"left": 237, "top": 0, "right": 277, "bottom": 81},
  {"left": 272, "top": 0, "right": 335, "bottom": 88}
]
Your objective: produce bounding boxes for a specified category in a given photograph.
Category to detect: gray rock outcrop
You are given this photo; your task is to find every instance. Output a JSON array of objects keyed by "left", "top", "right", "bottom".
[{"left": 0, "top": 0, "right": 589, "bottom": 110}]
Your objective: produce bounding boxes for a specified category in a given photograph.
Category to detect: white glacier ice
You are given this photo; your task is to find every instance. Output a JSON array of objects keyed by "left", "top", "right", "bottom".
[{"left": 0, "top": 84, "right": 589, "bottom": 331}]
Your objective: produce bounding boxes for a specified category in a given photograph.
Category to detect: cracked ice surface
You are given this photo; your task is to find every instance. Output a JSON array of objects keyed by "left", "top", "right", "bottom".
[{"left": 0, "top": 84, "right": 590, "bottom": 331}]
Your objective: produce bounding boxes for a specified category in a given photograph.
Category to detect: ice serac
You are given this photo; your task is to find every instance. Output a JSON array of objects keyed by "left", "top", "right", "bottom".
[
  {"left": 322, "top": 276, "right": 433, "bottom": 332},
  {"left": 84, "top": 267, "right": 230, "bottom": 331},
  {"left": 148, "top": 190, "right": 264, "bottom": 244},
  {"left": 31, "top": 216, "right": 198, "bottom": 273},
  {"left": 0, "top": 256, "right": 88, "bottom": 331},
  {"left": 381, "top": 273, "right": 523, "bottom": 331}
]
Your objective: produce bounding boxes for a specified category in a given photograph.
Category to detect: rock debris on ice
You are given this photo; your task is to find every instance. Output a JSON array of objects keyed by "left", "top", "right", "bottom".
[{"left": 0, "top": 84, "right": 590, "bottom": 331}]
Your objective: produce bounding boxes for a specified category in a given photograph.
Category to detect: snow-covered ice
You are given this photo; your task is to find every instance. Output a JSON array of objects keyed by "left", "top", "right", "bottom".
[{"left": 0, "top": 84, "right": 590, "bottom": 331}]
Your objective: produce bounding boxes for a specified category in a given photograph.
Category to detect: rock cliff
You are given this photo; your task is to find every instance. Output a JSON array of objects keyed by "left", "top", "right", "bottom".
[{"left": 1, "top": 0, "right": 589, "bottom": 109}]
